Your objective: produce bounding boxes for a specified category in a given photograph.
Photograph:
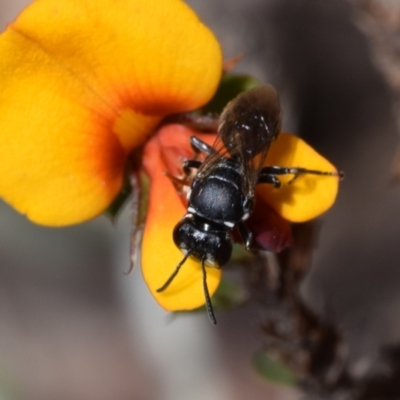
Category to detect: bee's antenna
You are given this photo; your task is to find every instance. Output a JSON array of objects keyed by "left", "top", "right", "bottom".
[
  {"left": 201, "top": 258, "right": 217, "bottom": 325},
  {"left": 157, "top": 252, "right": 191, "bottom": 293}
]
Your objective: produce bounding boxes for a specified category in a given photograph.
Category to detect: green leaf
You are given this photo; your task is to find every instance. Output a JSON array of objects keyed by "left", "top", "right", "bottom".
[
  {"left": 231, "top": 242, "right": 254, "bottom": 261},
  {"left": 253, "top": 352, "right": 298, "bottom": 386},
  {"left": 201, "top": 74, "right": 261, "bottom": 115},
  {"left": 210, "top": 278, "right": 247, "bottom": 310}
]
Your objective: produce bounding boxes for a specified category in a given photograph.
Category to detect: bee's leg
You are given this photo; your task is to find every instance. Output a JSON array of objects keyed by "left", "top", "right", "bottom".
[
  {"left": 238, "top": 222, "right": 253, "bottom": 250},
  {"left": 164, "top": 159, "right": 201, "bottom": 188},
  {"left": 183, "top": 159, "right": 202, "bottom": 174},
  {"left": 189, "top": 136, "right": 214, "bottom": 156},
  {"left": 258, "top": 166, "right": 344, "bottom": 187},
  {"left": 165, "top": 155, "right": 203, "bottom": 190},
  {"left": 163, "top": 171, "right": 192, "bottom": 186},
  {"left": 260, "top": 166, "right": 343, "bottom": 184},
  {"left": 258, "top": 171, "right": 281, "bottom": 188}
]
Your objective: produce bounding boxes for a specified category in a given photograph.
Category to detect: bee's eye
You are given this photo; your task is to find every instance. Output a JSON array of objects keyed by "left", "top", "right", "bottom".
[{"left": 212, "top": 236, "right": 232, "bottom": 267}]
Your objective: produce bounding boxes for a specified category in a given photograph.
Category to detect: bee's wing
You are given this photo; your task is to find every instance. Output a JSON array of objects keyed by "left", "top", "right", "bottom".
[
  {"left": 197, "top": 85, "right": 282, "bottom": 198},
  {"left": 196, "top": 109, "right": 274, "bottom": 198},
  {"left": 222, "top": 119, "right": 272, "bottom": 197},
  {"left": 194, "top": 131, "right": 232, "bottom": 177}
]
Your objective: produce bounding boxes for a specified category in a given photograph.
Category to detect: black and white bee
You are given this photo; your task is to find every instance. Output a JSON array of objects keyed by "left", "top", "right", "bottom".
[{"left": 157, "top": 85, "right": 341, "bottom": 324}]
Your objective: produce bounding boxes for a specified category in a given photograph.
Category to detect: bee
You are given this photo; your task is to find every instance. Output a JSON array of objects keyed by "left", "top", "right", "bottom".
[{"left": 157, "top": 85, "right": 341, "bottom": 325}]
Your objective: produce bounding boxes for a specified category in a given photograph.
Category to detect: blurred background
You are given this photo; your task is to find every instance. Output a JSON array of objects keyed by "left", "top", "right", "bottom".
[{"left": 1, "top": 0, "right": 400, "bottom": 399}]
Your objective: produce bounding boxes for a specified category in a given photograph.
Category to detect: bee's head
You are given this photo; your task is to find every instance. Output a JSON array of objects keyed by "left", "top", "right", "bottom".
[{"left": 173, "top": 215, "right": 232, "bottom": 267}]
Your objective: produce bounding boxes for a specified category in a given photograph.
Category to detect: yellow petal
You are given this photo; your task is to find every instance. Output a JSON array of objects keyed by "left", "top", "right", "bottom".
[
  {"left": 0, "top": 0, "right": 222, "bottom": 225},
  {"left": 141, "top": 125, "right": 221, "bottom": 311},
  {"left": 258, "top": 133, "right": 340, "bottom": 222}
]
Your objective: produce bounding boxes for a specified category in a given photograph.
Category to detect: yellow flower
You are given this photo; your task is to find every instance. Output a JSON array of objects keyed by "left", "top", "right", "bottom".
[{"left": 0, "top": 0, "right": 222, "bottom": 225}]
